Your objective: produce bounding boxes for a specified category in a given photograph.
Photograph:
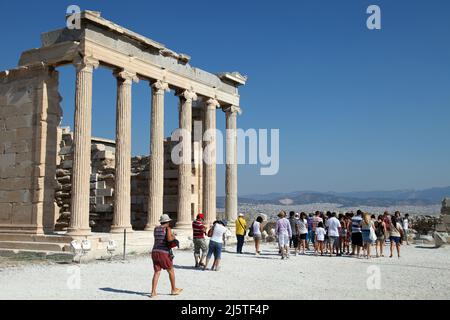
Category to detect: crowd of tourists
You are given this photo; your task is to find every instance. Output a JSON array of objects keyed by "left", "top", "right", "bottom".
[
  {"left": 271, "top": 210, "right": 410, "bottom": 260},
  {"left": 148, "top": 209, "right": 410, "bottom": 297}
]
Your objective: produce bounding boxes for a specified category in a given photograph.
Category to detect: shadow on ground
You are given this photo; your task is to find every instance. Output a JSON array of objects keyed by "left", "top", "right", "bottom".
[
  {"left": 415, "top": 245, "right": 439, "bottom": 249},
  {"left": 99, "top": 287, "right": 148, "bottom": 297}
]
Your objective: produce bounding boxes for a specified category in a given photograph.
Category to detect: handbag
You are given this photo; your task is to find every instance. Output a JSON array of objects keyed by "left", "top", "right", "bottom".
[
  {"left": 165, "top": 229, "right": 180, "bottom": 249},
  {"left": 207, "top": 225, "right": 214, "bottom": 237},
  {"left": 248, "top": 222, "right": 255, "bottom": 237},
  {"left": 369, "top": 223, "right": 377, "bottom": 242}
]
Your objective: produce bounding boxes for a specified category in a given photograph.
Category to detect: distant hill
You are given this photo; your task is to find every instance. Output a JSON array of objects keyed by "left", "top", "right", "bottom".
[{"left": 217, "top": 186, "right": 450, "bottom": 207}]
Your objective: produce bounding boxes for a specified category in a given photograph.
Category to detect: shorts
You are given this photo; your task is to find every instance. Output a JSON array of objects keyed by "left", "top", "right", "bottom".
[
  {"left": 278, "top": 233, "right": 290, "bottom": 246},
  {"left": 254, "top": 234, "right": 262, "bottom": 241},
  {"left": 151, "top": 250, "right": 173, "bottom": 272},
  {"left": 377, "top": 235, "right": 385, "bottom": 242},
  {"left": 310, "top": 231, "right": 316, "bottom": 244},
  {"left": 193, "top": 238, "right": 207, "bottom": 255},
  {"left": 292, "top": 235, "right": 299, "bottom": 247},
  {"left": 403, "top": 229, "right": 409, "bottom": 240},
  {"left": 390, "top": 236, "right": 401, "bottom": 244},
  {"left": 351, "top": 232, "right": 363, "bottom": 247},
  {"left": 362, "top": 230, "right": 371, "bottom": 244},
  {"left": 207, "top": 240, "right": 223, "bottom": 260},
  {"left": 329, "top": 236, "right": 339, "bottom": 248},
  {"left": 299, "top": 233, "right": 307, "bottom": 240}
]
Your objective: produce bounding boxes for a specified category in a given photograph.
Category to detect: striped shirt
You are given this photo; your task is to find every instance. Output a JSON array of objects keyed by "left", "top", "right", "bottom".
[
  {"left": 352, "top": 216, "right": 363, "bottom": 233},
  {"left": 192, "top": 219, "right": 206, "bottom": 239},
  {"left": 152, "top": 226, "right": 169, "bottom": 253}
]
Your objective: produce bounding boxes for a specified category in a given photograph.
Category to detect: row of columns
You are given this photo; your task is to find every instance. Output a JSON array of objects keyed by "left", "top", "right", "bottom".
[{"left": 67, "top": 56, "right": 240, "bottom": 236}]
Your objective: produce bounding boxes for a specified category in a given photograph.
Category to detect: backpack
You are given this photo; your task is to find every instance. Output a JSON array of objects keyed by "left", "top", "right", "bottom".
[{"left": 375, "top": 221, "right": 384, "bottom": 237}]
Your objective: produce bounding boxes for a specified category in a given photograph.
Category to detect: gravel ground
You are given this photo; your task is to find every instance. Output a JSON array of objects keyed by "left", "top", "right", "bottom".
[{"left": 1, "top": 242, "right": 449, "bottom": 300}]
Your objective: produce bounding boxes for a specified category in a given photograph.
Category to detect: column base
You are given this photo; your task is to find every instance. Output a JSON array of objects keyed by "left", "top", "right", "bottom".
[
  {"left": 66, "top": 227, "right": 91, "bottom": 237},
  {"left": 143, "top": 224, "right": 157, "bottom": 231},
  {"left": 175, "top": 222, "right": 192, "bottom": 230},
  {"left": 110, "top": 225, "right": 133, "bottom": 234}
]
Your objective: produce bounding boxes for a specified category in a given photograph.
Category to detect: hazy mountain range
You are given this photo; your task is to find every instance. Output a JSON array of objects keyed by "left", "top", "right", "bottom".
[{"left": 217, "top": 186, "right": 450, "bottom": 207}]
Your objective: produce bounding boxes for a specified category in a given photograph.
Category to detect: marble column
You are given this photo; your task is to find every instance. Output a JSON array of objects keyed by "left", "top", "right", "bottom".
[
  {"left": 203, "top": 98, "right": 220, "bottom": 224},
  {"left": 176, "top": 89, "right": 197, "bottom": 228},
  {"left": 225, "top": 106, "right": 240, "bottom": 225},
  {"left": 145, "top": 80, "right": 169, "bottom": 230},
  {"left": 67, "top": 56, "right": 99, "bottom": 236},
  {"left": 111, "top": 70, "right": 138, "bottom": 233}
]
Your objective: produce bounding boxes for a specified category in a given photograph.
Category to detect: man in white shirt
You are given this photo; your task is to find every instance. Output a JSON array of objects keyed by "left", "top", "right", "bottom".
[
  {"left": 402, "top": 213, "right": 410, "bottom": 245},
  {"left": 326, "top": 212, "right": 341, "bottom": 256}
]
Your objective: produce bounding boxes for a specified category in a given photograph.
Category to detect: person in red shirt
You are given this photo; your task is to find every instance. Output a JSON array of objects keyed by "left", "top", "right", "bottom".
[{"left": 192, "top": 213, "right": 207, "bottom": 268}]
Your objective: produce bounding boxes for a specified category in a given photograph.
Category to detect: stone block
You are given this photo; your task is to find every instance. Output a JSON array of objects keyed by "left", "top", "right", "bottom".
[
  {"left": 11, "top": 203, "right": 33, "bottom": 224},
  {"left": 95, "top": 188, "right": 113, "bottom": 197},
  {"left": 91, "top": 143, "right": 105, "bottom": 152},
  {"left": 95, "top": 204, "right": 113, "bottom": 213},
  {"left": 0, "top": 189, "right": 31, "bottom": 203},
  {"left": 5, "top": 115, "right": 34, "bottom": 130},
  {"left": 3, "top": 141, "right": 29, "bottom": 153},
  {"left": 56, "top": 168, "right": 70, "bottom": 177},
  {"left": 0, "top": 129, "right": 17, "bottom": 143},
  {"left": 62, "top": 160, "right": 72, "bottom": 169},
  {"left": 15, "top": 152, "right": 32, "bottom": 163},
  {"left": 0, "top": 177, "right": 32, "bottom": 190},
  {"left": 15, "top": 127, "right": 34, "bottom": 140},
  {"left": 95, "top": 181, "right": 106, "bottom": 189},
  {"left": 59, "top": 146, "right": 72, "bottom": 155},
  {"left": 0, "top": 153, "right": 16, "bottom": 169},
  {"left": 0, "top": 203, "right": 12, "bottom": 223},
  {"left": 92, "top": 150, "right": 114, "bottom": 160},
  {"left": 433, "top": 232, "right": 448, "bottom": 247}
]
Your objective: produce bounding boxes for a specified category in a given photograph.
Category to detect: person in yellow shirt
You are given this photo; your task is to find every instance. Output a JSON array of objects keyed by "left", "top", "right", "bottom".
[{"left": 235, "top": 213, "right": 247, "bottom": 254}]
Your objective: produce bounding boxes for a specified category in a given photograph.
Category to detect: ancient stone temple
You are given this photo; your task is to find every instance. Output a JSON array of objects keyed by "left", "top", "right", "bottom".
[{"left": 0, "top": 11, "right": 246, "bottom": 255}]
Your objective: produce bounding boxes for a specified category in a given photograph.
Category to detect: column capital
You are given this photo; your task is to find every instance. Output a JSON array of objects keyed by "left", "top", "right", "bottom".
[
  {"left": 223, "top": 105, "right": 242, "bottom": 115},
  {"left": 113, "top": 69, "right": 139, "bottom": 84},
  {"left": 205, "top": 98, "right": 220, "bottom": 110},
  {"left": 73, "top": 55, "right": 99, "bottom": 72},
  {"left": 178, "top": 89, "right": 198, "bottom": 102},
  {"left": 151, "top": 80, "right": 170, "bottom": 94}
]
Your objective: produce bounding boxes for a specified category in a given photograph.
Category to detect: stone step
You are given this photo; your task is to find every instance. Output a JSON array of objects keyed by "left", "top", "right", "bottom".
[
  {"left": 0, "top": 249, "right": 74, "bottom": 261},
  {"left": 0, "top": 234, "right": 72, "bottom": 243},
  {"left": 0, "top": 241, "right": 67, "bottom": 252}
]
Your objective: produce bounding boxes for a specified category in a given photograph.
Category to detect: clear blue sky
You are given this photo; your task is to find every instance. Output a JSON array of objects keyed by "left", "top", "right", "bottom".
[{"left": 1, "top": 0, "right": 450, "bottom": 196}]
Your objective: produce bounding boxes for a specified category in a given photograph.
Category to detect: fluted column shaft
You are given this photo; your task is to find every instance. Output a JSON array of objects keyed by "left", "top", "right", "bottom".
[
  {"left": 68, "top": 57, "right": 98, "bottom": 236},
  {"left": 225, "top": 106, "right": 240, "bottom": 224},
  {"left": 111, "top": 70, "right": 138, "bottom": 233},
  {"left": 145, "top": 80, "right": 169, "bottom": 230},
  {"left": 176, "top": 90, "right": 197, "bottom": 228},
  {"left": 203, "top": 99, "right": 219, "bottom": 225}
]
